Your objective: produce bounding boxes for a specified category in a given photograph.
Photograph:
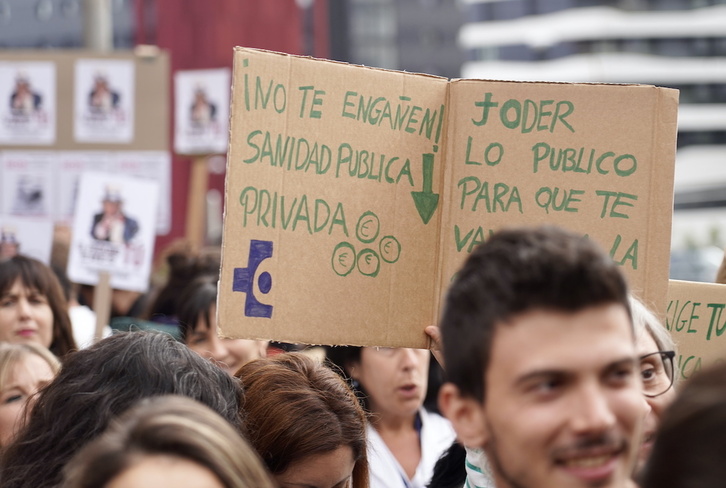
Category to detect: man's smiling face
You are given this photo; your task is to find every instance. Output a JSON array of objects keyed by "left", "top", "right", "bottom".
[{"left": 477, "top": 303, "right": 645, "bottom": 488}]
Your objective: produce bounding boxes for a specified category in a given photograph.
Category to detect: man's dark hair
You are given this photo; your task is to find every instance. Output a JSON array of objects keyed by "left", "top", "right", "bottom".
[
  {"left": 0, "top": 331, "right": 243, "bottom": 488},
  {"left": 440, "top": 225, "right": 631, "bottom": 403}
]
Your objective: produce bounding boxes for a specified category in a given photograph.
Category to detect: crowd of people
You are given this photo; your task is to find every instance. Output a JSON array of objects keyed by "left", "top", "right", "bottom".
[{"left": 0, "top": 224, "right": 723, "bottom": 488}]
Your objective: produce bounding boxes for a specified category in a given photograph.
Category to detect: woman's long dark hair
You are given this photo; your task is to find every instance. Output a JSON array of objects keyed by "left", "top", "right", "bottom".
[
  {"left": 0, "top": 255, "right": 76, "bottom": 357},
  {"left": 0, "top": 331, "right": 243, "bottom": 488}
]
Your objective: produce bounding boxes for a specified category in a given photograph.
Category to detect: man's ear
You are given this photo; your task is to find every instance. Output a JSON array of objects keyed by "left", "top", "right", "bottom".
[{"left": 439, "top": 382, "right": 489, "bottom": 448}]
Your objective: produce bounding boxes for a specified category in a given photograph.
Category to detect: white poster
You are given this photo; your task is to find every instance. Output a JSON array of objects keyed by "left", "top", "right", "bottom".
[
  {"left": 67, "top": 172, "right": 158, "bottom": 292},
  {"left": 107, "top": 151, "right": 171, "bottom": 234},
  {"left": 0, "top": 62, "right": 56, "bottom": 145},
  {"left": 174, "top": 68, "right": 230, "bottom": 155},
  {"left": 0, "top": 216, "right": 54, "bottom": 264},
  {"left": 55, "top": 151, "right": 112, "bottom": 223},
  {"left": 0, "top": 151, "right": 56, "bottom": 218},
  {"left": 74, "top": 59, "right": 135, "bottom": 143}
]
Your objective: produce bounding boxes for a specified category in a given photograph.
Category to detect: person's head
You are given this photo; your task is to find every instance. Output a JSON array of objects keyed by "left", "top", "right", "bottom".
[
  {"left": 100, "top": 185, "right": 124, "bottom": 213},
  {"left": 0, "top": 228, "right": 20, "bottom": 259},
  {"left": 0, "top": 342, "right": 59, "bottom": 448},
  {"left": 14, "top": 75, "right": 30, "bottom": 93},
  {"left": 62, "top": 395, "right": 274, "bottom": 488},
  {"left": 0, "top": 255, "right": 77, "bottom": 357},
  {"left": 640, "top": 361, "right": 726, "bottom": 488},
  {"left": 439, "top": 225, "right": 644, "bottom": 488},
  {"left": 145, "top": 242, "right": 221, "bottom": 322},
  {"left": 326, "top": 346, "right": 430, "bottom": 422},
  {"left": 0, "top": 331, "right": 243, "bottom": 488},
  {"left": 236, "top": 353, "right": 369, "bottom": 488},
  {"left": 630, "top": 296, "right": 677, "bottom": 470},
  {"left": 177, "top": 276, "right": 267, "bottom": 375}
]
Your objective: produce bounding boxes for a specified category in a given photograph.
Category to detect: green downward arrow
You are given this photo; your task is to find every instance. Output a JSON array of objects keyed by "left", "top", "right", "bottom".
[{"left": 411, "top": 153, "right": 439, "bottom": 225}]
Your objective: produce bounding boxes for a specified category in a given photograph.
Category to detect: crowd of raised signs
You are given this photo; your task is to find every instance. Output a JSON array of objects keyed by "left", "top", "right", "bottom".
[{"left": 0, "top": 225, "right": 724, "bottom": 488}]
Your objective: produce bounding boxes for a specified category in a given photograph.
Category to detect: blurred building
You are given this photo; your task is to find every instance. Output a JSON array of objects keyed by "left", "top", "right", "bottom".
[
  {"left": 332, "top": 0, "right": 465, "bottom": 79},
  {"left": 459, "top": 0, "right": 726, "bottom": 280},
  {"left": 0, "top": 0, "right": 137, "bottom": 48}
]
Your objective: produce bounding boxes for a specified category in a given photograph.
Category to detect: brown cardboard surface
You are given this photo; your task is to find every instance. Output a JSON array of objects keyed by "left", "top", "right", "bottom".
[
  {"left": 219, "top": 47, "right": 679, "bottom": 348},
  {"left": 437, "top": 80, "right": 679, "bottom": 320},
  {"left": 0, "top": 49, "right": 168, "bottom": 151},
  {"left": 220, "top": 48, "right": 448, "bottom": 348},
  {"left": 667, "top": 280, "right": 726, "bottom": 381}
]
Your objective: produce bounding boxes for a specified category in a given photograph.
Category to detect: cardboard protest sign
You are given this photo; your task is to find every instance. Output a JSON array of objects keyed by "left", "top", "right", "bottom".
[
  {"left": 219, "top": 47, "right": 679, "bottom": 348},
  {"left": 67, "top": 172, "right": 158, "bottom": 292},
  {"left": 437, "top": 80, "right": 679, "bottom": 313},
  {"left": 667, "top": 280, "right": 726, "bottom": 381},
  {"left": 174, "top": 68, "right": 231, "bottom": 155}
]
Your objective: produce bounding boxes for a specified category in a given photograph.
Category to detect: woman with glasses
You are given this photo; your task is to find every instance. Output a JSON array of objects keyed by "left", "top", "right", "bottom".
[{"left": 631, "top": 296, "right": 677, "bottom": 473}]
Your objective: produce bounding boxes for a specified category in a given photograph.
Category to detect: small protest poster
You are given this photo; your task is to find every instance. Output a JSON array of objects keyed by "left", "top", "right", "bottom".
[
  {"left": 55, "top": 151, "right": 112, "bottom": 224},
  {"left": 0, "top": 61, "right": 55, "bottom": 145},
  {"left": 0, "top": 216, "right": 54, "bottom": 263},
  {"left": 74, "top": 59, "right": 135, "bottom": 143},
  {"left": 218, "top": 47, "right": 679, "bottom": 348},
  {"left": 67, "top": 172, "right": 158, "bottom": 292},
  {"left": 174, "top": 68, "right": 231, "bottom": 155},
  {"left": 0, "top": 151, "right": 56, "bottom": 218},
  {"left": 107, "top": 151, "right": 171, "bottom": 234},
  {"left": 666, "top": 280, "right": 726, "bottom": 381}
]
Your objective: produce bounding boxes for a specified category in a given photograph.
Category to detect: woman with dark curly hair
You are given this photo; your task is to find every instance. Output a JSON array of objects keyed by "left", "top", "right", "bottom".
[{"left": 0, "top": 331, "right": 243, "bottom": 488}]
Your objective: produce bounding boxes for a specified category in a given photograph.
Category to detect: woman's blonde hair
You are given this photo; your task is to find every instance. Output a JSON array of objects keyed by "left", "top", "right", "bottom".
[
  {"left": 0, "top": 342, "right": 60, "bottom": 390},
  {"left": 61, "top": 395, "right": 275, "bottom": 488},
  {"left": 630, "top": 296, "right": 677, "bottom": 355}
]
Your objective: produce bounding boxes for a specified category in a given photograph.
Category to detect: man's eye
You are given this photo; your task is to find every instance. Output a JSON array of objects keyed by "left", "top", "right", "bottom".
[
  {"left": 531, "top": 378, "right": 563, "bottom": 395},
  {"left": 609, "top": 365, "right": 635, "bottom": 382}
]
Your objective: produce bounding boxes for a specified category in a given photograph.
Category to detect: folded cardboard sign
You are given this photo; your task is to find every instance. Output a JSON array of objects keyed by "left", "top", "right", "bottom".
[{"left": 219, "top": 47, "right": 679, "bottom": 348}]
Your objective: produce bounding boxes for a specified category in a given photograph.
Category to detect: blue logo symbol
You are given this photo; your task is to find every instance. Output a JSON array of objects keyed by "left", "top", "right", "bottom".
[{"left": 232, "top": 240, "right": 273, "bottom": 318}]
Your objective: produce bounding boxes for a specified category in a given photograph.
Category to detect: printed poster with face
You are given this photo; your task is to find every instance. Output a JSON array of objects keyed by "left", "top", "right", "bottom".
[
  {"left": 67, "top": 172, "right": 158, "bottom": 292},
  {"left": 174, "top": 68, "right": 231, "bottom": 155},
  {"left": 0, "top": 61, "right": 56, "bottom": 145},
  {"left": 55, "top": 151, "right": 112, "bottom": 224},
  {"left": 74, "top": 59, "right": 135, "bottom": 143},
  {"left": 0, "top": 216, "right": 54, "bottom": 264},
  {"left": 0, "top": 151, "right": 56, "bottom": 218},
  {"left": 107, "top": 151, "right": 171, "bottom": 234}
]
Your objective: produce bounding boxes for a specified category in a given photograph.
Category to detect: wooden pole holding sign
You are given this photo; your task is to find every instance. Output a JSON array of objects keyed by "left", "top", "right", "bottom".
[
  {"left": 93, "top": 271, "right": 112, "bottom": 343},
  {"left": 185, "top": 156, "right": 209, "bottom": 250}
]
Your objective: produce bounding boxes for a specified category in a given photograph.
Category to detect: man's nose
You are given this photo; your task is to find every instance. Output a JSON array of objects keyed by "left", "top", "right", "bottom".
[{"left": 570, "top": 384, "right": 617, "bottom": 434}]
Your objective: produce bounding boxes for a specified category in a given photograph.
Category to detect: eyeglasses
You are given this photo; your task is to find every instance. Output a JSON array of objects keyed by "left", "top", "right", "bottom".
[{"left": 639, "top": 350, "right": 676, "bottom": 398}]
